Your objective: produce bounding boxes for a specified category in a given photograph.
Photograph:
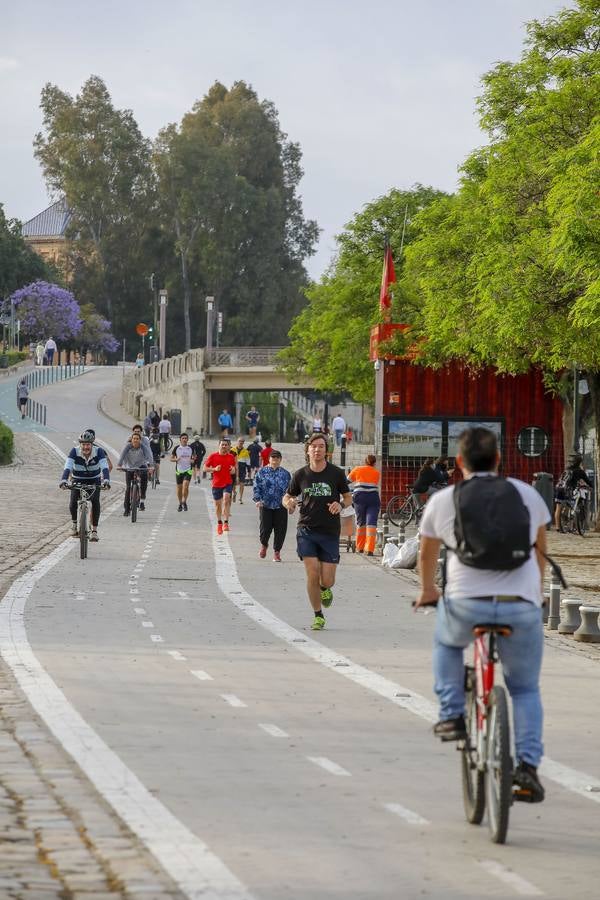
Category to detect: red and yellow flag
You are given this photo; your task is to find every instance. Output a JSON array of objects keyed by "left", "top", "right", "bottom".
[{"left": 379, "top": 244, "right": 396, "bottom": 314}]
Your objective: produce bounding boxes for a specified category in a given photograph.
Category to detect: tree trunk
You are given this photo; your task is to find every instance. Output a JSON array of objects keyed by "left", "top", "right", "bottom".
[{"left": 180, "top": 249, "right": 192, "bottom": 352}]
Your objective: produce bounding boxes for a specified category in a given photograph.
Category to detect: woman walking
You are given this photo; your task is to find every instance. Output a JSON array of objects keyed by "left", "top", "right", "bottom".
[
  {"left": 16, "top": 378, "right": 29, "bottom": 419},
  {"left": 348, "top": 454, "right": 381, "bottom": 555}
]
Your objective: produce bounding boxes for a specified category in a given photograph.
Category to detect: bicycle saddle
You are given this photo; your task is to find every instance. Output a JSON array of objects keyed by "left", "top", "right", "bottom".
[{"left": 472, "top": 624, "right": 513, "bottom": 637}]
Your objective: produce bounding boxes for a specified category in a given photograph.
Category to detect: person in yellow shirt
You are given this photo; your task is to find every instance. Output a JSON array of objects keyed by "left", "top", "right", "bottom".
[
  {"left": 348, "top": 454, "right": 381, "bottom": 555},
  {"left": 231, "top": 437, "right": 251, "bottom": 504}
]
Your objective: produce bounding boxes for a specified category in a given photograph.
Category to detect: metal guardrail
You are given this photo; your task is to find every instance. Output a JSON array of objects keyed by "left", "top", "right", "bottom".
[
  {"left": 206, "top": 348, "right": 283, "bottom": 367},
  {"left": 26, "top": 398, "right": 47, "bottom": 426},
  {"left": 25, "top": 363, "right": 85, "bottom": 390}
]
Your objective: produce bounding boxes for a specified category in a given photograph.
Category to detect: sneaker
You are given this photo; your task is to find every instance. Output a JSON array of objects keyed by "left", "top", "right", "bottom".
[
  {"left": 366, "top": 551, "right": 374, "bottom": 557},
  {"left": 90, "top": 530, "right": 99, "bottom": 542},
  {"left": 183, "top": 502, "right": 188, "bottom": 511},
  {"left": 433, "top": 716, "right": 467, "bottom": 742},
  {"left": 217, "top": 523, "right": 223, "bottom": 535},
  {"left": 223, "top": 522, "right": 230, "bottom": 532},
  {"left": 232, "top": 493, "right": 237, "bottom": 503},
  {"left": 139, "top": 501, "right": 145, "bottom": 511},
  {"left": 178, "top": 503, "right": 183, "bottom": 512},
  {"left": 320, "top": 587, "right": 334, "bottom": 608},
  {"left": 70, "top": 522, "right": 78, "bottom": 537},
  {"left": 311, "top": 614, "right": 326, "bottom": 631},
  {"left": 259, "top": 545, "right": 267, "bottom": 559},
  {"left": 273, "top": 551, "right": 281, "bottom": 562},
  {"left": 156, "top": 479, "right": 160, "bottom": 485},
  {"left": 513, "top": 761, "right": 545, "bottom": 803},
  {"left": 123, "top": 510, "right": 130, "bottom": 517},
  {"left": 239, "top": 500, "right": 243, "bottom": 505}
]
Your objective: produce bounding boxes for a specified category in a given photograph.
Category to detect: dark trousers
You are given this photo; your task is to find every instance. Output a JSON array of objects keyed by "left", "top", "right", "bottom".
[
  {"left": 125, "top": 470, "right": 148, "bottom": 510},
  {"left": 69, "top": 485, "right": 101, "bottom": 526},
  {"left": 259, "top": 506, "right": 288, "bottom": 551}
]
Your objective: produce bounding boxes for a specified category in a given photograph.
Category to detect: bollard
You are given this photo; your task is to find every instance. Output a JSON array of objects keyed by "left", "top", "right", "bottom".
[
  {"left": 573, "top": 606, "right": 600, "bottom": 643},
  {"left": 398, "top": 522, "right": 406, "bottom": 546},
  {"left": 542, "top": 593, "right": 549, "bottom": 625},
  {"left": 43, "top": 405, "right": 47, "bottom": 426},
  {"left": 340, "top": 435, "right": 347, "bottom": 467},
  {"left": 382, "top": 513, "right": 389, "bottom": 546},
  {"left": 558, "top": 598, "right": 583, "bottom": 634},
  {"left": 546, "top": 573, "right": 561, "bottom": 630}
]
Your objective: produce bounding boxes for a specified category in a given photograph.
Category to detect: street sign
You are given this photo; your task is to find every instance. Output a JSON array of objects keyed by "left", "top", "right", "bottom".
[
  {"left": 136, "top": 323, "right": 149, "bottom": 336},
  {"left": 159, "top": 289, "right": 168, "bottom": 306}
]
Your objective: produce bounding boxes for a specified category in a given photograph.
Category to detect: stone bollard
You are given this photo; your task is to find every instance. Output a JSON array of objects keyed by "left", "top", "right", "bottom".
[
  {"left": 558, "top": 598, "right": 583, "bottom": 634},
  {"left": 382, "top": 513, "right": 389, "bottom": 546},
  {"left": 542, "top": 593, "right": 549, "bottom": 625},
  {"left": 573, "top": 607, "right": 600, "bottom": 643},
  {"left": 546, "top": 573, "right": 561, "bottom": 630},
  {"left": 398, "top": 522, "right": 406, "bottom": 546}
]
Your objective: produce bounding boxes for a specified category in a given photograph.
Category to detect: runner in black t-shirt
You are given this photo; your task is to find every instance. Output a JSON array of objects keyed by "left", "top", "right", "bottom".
[{"left": 283, "top": 432, "right": 352, "bottom": 631}]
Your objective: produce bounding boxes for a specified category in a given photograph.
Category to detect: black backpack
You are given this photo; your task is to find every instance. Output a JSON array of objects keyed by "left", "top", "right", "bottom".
[{"left": 453, "top": 476, "right": 531, "bottom": 570}]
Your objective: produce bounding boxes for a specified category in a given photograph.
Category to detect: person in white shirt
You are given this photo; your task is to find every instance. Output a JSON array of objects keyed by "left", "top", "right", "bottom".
[
  {"left": 44, "top": 337, "right": 57, "bottom": 365},
  {"left": 331, "top": 414, "right": 346, "bottom": 447},
  {"left": 170, "top": 432, "right": 194, "bottom": 512},
  {"left": 415, "top": 426, "right": 549, "bottom": 803},
  {"left": 158, "top": 412, "right": 172, "bottom": 456}
]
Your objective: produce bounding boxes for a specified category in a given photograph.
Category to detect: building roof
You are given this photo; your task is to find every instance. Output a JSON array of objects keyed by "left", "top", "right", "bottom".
[{"left": 21, "top": 197, "right": 71, "bottom": 238}]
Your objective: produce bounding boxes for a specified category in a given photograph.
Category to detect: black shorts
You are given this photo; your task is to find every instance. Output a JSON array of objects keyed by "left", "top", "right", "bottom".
[{"left": 176, "top": 470, "right": 192, "bottom": 485}]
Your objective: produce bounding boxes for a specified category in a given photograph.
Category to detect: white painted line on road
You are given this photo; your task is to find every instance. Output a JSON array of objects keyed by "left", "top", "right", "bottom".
[
  {"left": 202, "top": 486, "right": 600, "bottom": 806},
  {"left": 133, "top": 608, "right": 146, "bottom": 615},
  {"left": 478, "top": 860, "right": 543, "bottom": 896},
  {"left": 221, "top": 694, "right": 247, "bottom": 708},
  {"left": 307, "top": 757, "right": 351, "bottom": 777},
  {"left": 151, "top": 634, "right": 164, "bottom": 642},
  {"left": 166, "top": 650, "right": 187, "bottom": 661},
  {"left": 383, "top": 803, "right": 430, "bottom": 826},
  {"left": 142, "top": 621, "right": 154, "bottom": 628},
  {"left": 191, "top": 670, "right": 213, "bottom": 681},
  {"left": 258, "top": 723, "right": 289, "bottom": 739}
]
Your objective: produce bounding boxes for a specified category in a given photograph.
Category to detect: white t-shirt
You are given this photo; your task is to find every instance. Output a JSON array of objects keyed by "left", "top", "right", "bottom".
[
  {"left": 332, "top": 416, "right": 346, "bottom": 431},
  {"left": 159, "top": 418, "right": 172, "bottom": 434},
  {"left": 173, "top": 444, "right": 193, "bottom": 473},
  {"left": 420, "top": 474, "right": 551, "bottom": 606}
]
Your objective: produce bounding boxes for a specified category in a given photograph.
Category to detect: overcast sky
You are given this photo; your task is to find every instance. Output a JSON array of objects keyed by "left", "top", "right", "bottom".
[{"left": 1, "top": 0, "right": 567, "bottom": 278}]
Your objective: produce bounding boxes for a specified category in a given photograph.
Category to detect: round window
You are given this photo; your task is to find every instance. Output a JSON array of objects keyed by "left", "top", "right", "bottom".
[{"left": 517, "top": 426, "right": 549, "bottom": 457}]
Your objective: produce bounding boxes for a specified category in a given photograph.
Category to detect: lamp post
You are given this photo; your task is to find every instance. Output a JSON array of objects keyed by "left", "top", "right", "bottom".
[
  {"left": 159, "top": 290, "right": 168, "bottom": 360},
  {"left": 205, "top": 296, "right": 214, "bottom": 353}
]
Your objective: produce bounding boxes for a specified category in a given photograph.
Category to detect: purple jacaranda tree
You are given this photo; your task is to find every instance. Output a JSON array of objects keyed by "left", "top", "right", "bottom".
[
  {"left": 4, "top": 281, "right": 82, "bottom": 341},
  {"left": 79, "top": 303, "right": 119, "bottom": 357}
]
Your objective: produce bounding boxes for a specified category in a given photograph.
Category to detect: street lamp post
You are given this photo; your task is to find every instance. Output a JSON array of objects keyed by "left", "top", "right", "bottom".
[{"left": 205, "top": 296, "right": 214, "bottom": 353}]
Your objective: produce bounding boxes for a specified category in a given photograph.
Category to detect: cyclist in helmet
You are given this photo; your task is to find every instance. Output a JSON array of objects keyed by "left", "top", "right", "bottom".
[
  {"left": 81, "top": 428, "right": 113, "bottom": 473},
  {"left": 60, "top": 430, "right": 111, "bottom": 541}
]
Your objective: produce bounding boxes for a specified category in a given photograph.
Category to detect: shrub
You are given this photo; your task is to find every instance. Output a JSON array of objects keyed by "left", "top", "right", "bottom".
[
  {"left": 0, "top": 419, "right": 14, "bottom": 465},
  {"left": 6, "top": 350, "right": 28, "bottom": 366}
]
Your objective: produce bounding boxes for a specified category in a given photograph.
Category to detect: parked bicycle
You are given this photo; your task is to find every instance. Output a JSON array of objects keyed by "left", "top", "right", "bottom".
[
  {"left": 386, "top": 491, "right": 425, "bottom": 527},
  {"left": 63, "top": 482, "right": 108, "bottom": 559},
  {"left": 558, "top": 483, "right": 591, "bottom": 536}
]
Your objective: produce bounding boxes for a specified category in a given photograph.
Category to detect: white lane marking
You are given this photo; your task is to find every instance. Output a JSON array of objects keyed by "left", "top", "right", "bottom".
[
  {"left": 478, "top": 860, "right": 543, "bottom": 896},
  {"left": 383, "top": 803, "right": 430, "bottom": 826},
  {"left": 202, "top": 486, "right": 600, "bottom": 805},
  {"left": 167, "top": 650, "right": 187, "bottom": 661},
  {"left": 191, "top": 670, "right": 213, "bottom": 681},
  {"left": 142, "top": 621, "right": 154, "bottom": 628},
  {"left": 307, "top": 757, "right": 351, "bottom": 777},
  {"left": 221, "top": 694, "right": 247, "bottom": 708},
  {"left": 258, "top": 723, "right": 289, "bottom": 739},
  {"left": 0, "top": 513, "right": 252, "bottom": 899},
  {"left": 151, "top": 634, "right": 164, "bottom": 643},
  {"left": 133, "top": 608, "right": 146, "bottom": 615},
  {"left": 177, "top": 591, "right": 189, "bottom": 598}
]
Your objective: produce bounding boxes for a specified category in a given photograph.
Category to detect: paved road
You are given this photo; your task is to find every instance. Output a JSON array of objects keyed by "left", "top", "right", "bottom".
[{"left": 2, "top": 367, "right": 600, "bottom": 899}]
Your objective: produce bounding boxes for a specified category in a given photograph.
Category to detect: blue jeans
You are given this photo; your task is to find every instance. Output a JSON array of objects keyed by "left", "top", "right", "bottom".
[
  {"left": 433, "top": 596, "right": 544, "bottom": 766},
  {"left": 334, "top": 429, "right": 344, "bottom": 446}
]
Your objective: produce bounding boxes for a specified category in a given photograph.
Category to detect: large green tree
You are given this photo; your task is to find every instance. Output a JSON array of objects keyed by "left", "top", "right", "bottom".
[
  {"left": 0, "top": 204, "right": 56, "bottom": 299},
  {"left": 280, "top": 185, "right": 446, "bottom": 401},
  {"left": 155, "top": 81, "right": 319, "bottom": 350},
  {"left": 34, "top": 76, "right": 156, "bottom": 339}
]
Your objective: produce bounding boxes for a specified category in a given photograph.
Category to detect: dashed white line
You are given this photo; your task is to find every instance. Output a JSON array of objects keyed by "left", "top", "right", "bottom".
[
  {"left": 307, "top": 756, "right": 351, "bottom": 777},
  {"left": 258, "top": 723, "right": 289, "bottom": 739},
  {"left": 221, "top": 694, "right": 247, "bottom": 708},
  {"left": 383, "top": 803, "right": 430, "bottom": 826},
  {"left": 142, "top": 621, "right": 154, "bottom": 628},
  {"left": 167, "top": 650, "right": 187, "bottom": 661},
  {"left": 478, "top": 860, "right": 543, "bottom": 896},
  {"left": 190, "top": 670, "right": 213, "bottom": 681},
  {"left": 151, "top": 635, "right": 164, "bottom": 643},
  {"left": 133, "top": 608, "right": 146, "bottom": 615}
]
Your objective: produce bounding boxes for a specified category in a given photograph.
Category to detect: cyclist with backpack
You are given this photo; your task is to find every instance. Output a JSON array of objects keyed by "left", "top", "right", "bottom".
[
  {"left": 415, "top": 427, "right": 550, "bottom": 803},
  {"left": 553, "top": 453, "right": 592, "bottom": 530}
]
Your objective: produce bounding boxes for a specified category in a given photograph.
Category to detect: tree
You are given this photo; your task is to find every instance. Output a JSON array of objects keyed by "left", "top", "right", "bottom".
[
  {"left": 280, "top": 186, "right": 446, "bottom": 401},
  {"left": 78, "top": 303, "right": 119, "bottom": 359},
  {"left": 34, "top": 76, "right": 155, "bottom": 336},
  {"left": 4, "top": 281, "right": 81, "bottom": 342},
  {"left": 0, "top": 204, "right": 56, "bottom": 299},
  {"left": 154, "top": 81, "right": 319, "bottom": 350}
]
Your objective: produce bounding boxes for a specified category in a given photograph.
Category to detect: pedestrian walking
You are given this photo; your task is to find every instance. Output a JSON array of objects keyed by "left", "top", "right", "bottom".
[
  {"left": 283, "top": 432, "right": 352, "bottom": 630},
  {"left": 312, "top": 414, "right": 322, "bottom": 432},
  {"left": 16, "top": 378, "right": 29, "bottom": 419},
  {"left": 260, "top": 439, "right": 273, "bottom": 467},
  {"left": 204, "top": 439, "right": 237, "bottom": 534},
  {"left": 218, "top": 409, "right": 233, "bottom": 437},
  {"left": 170, "top": 432, "right": 194, "bottom": 511},
  {"left": 332, "top": 413, "right": 346, "bottom": 447},
  {"left": 348, "top": 454, "right": 381, "bottom": 555},
  {"left": 158, "top": 411, "right": 172, "bottom": 456},
  {"left": 295, "top": 417, "right": 306, "bottom": 443},
  {"left": 253, "top": 449, "right": 291, "bottom": 561},
  {"left": 135, "top": 352, "right": 144, "bottom": 368},
  {"left": 143, "top": 411, "right": 152, "bottom": 436},
  {"left": 35, "top": 341, "right": 45, "bottom": 366},
  {"left": 248, "top": 437, "right": 262, "bottom": 479},
  {"left": 245, "top": 404, "right": 260, "bottom": 438},
  {"left": 231, "top": 437, "right": 251, "bottom": 503},
  {"left": 190, "top": 434, "right": 206, "bottom": 483},
  {"left": 44, "top": 336, "right": 57, "bottom": 365}
]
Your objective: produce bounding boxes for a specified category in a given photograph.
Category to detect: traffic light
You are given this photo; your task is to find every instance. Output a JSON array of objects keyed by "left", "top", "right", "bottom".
[
  {"left": 148, "top": 325, "right": 154, "bottom": 341},
  {"left": 149, "top": 273, "right": 156, "bottom": 291}
]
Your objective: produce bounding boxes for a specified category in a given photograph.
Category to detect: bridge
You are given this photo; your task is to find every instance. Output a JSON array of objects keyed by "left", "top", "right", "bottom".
[{"left": 121, "top": 347, "right": 316, "bottom": 435}]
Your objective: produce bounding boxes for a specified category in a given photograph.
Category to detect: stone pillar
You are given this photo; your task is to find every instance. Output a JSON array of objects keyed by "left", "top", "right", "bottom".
[{"left": 186, "top": 372, "right": 207, "bottom": 436}]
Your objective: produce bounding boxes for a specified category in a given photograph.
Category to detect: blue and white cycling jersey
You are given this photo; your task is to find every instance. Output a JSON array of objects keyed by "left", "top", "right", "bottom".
[{"left": 62, "top": 446, "right": 110, "bottom": 484}]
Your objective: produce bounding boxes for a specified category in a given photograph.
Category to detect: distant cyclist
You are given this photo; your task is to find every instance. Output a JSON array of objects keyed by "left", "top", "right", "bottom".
[
  {"left": 60, "top": 430, "right": 111, "bottom": 541},
  {"left": 149, "top": 428, "right": 161, "bottom": 483},
  {"left": 553, "top": 453, "right": 592, "bottom": 530},
  {"left": 170, "top": 432, "right": 194, "bottom": 511},
  {"left": 117, "top": 432, "right": 154, "bottom": 515},
  {"left": 158, "top": 412, "right": 172, "bottom": 456}
]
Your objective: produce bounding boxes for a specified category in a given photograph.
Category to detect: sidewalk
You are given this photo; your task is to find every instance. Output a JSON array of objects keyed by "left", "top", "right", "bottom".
[{"left": 0, "top": 436, "right": 182, "bottom": 898}]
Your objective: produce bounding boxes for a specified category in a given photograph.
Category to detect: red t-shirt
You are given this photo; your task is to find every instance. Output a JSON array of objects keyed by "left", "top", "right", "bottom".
[
  {"left": 205, "top": 452, "right": 237, "bottom": 488},
  {"left": 260, "top": 446, "right": 273, "bottom": 466}
]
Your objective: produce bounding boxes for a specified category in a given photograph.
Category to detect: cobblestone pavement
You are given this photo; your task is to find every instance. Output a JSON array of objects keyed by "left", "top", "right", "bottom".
[{"left": 0, "top": 435, "right": 183, "bottom": 898}]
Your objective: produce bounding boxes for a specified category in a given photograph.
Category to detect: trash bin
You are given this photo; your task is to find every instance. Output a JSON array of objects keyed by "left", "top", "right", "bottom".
[
  {"left": 533, "top": 472, "right": 554, "bottom": 519},
  {"left": 0, "top": 355, "right": 8, "bottom": 369},
  {"left": 149, "top": 346, "right": 160, "bottom": 363},
  {"left": 170, "top": 408, "right": 182, "bottom": 436}
]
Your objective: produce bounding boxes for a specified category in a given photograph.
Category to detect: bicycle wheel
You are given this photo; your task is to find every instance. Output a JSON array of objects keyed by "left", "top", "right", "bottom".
[
  {"left": 131, "top": 483, "right": 139, "bottom": 523},
  {"left": 485, "top": 686, "right": 512, "bottom": 844},
  {"left": 79, "top": 504, "right": 88, "bottom": 560},
  {"left": 558, "top": 504, "right": 571, "bottom": 534},
  {"left": 165, "top": 436, "right": 173, "bottom": 452},
  {"left": 575, "top": 502, "right": 587, "bottom": 536},
  {"left": 461, "top": 666, "right": 485, "bottom": 825},
  {"left": 386, "top": 495, "right": 414, "bottom": 527}
]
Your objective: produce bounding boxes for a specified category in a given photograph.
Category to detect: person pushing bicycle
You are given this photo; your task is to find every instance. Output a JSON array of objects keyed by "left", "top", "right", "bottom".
[
  {"left": 415, "top": 426, "right": 549, "bottom": 803},
  {"left": 60, "top": 430, "right": 111, "bottom": 541}
]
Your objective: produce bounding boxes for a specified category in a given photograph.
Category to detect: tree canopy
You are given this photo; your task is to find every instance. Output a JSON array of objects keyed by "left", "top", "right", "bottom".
[
  {"left": 0, "top": 204, "right": 56, "bottom": 299},
  {"left": 4, "top": 281, "right": 82, "bottom": 342}
]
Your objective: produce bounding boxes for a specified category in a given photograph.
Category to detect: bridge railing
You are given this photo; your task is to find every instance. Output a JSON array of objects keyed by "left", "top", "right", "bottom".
[{"left": 206, "top": 347, "right": 284, "bottom": 367}]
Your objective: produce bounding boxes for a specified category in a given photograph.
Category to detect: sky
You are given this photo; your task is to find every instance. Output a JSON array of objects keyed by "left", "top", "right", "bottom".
[{"left": 1, "top": 0, "right": 568, "bottom": 279}]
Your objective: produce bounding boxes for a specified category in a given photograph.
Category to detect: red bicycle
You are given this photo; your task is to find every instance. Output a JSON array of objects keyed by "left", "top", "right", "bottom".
[{"left": 460, "top": 623, "right": 514, "bottom": 844}]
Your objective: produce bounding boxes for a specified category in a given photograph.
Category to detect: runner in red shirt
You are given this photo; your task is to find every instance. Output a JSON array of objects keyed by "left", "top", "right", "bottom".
[
  {"left": 203, "top": 439, "right": 237, "bottom": 535},
  {"left": 260, "top": 439, "right": 273, "bottom": 467}
]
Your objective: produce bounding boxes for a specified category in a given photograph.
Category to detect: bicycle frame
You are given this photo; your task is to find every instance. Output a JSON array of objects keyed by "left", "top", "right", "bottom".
[{"left": 473, "top": 631, "right": 496, "bottom": 760}]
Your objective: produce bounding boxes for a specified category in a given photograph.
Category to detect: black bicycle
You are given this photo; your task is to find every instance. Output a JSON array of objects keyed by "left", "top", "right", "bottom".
[
  {"left": 386, "top": 491, "right": 424, "bottom": 527},
  {"left": 63, "top": 482, "right": 108, "bottom": 559},
  {"left": 558, "top": 483, "right": 591, "bottom": 536},
  {"left": 119, "top": 467, "right": 148, "bottom": 523}
]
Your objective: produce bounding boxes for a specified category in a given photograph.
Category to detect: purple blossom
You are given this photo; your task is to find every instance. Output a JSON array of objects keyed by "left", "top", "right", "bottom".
[{"left": 5, "top": 281, "right": 82, "bottom": 341}]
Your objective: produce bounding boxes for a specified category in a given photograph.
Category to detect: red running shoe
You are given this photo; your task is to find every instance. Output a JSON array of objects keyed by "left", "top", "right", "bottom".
[
  {"left": 223, "top": 522, "right": 230, "bottom": 532},
  {"left": 259, "top": 545, "right": 267, "bottom": 558},
  {"left": 273, "top": 551, "right": 281, "bottom": 562},
  {"left": 217, "top": 522, "right": 223, "bottom": 535}
]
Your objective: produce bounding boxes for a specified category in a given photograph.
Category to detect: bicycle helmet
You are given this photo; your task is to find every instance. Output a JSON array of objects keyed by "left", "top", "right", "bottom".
[{"left": 79, "top": 429, "right": 95, "bottom": 443}]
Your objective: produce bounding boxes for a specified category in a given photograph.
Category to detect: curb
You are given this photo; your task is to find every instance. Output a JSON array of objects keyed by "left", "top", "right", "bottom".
[{"left": 97, "top": 392, "right": 132, "bottom": 430}]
